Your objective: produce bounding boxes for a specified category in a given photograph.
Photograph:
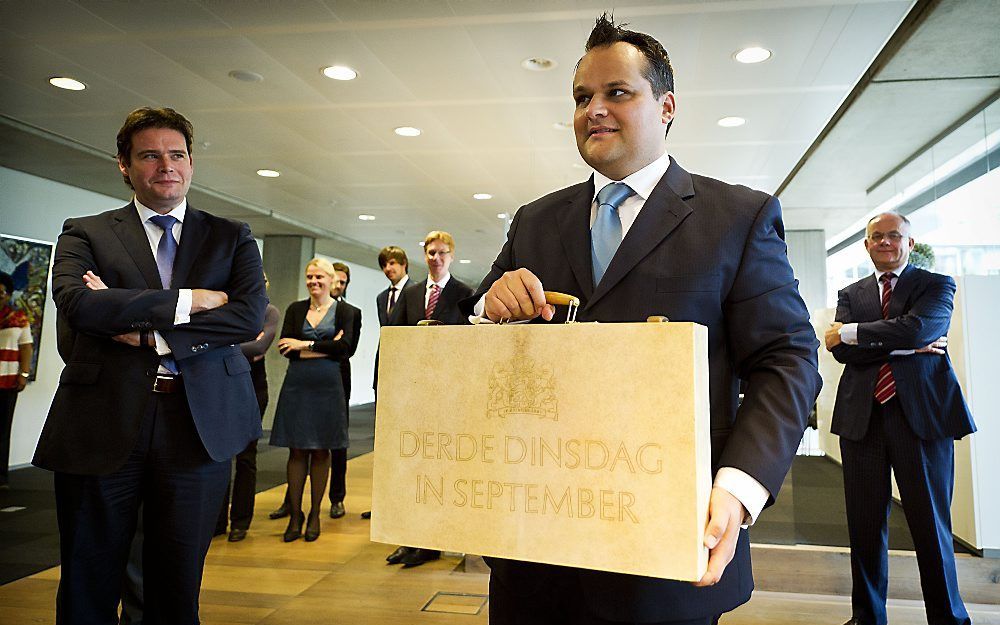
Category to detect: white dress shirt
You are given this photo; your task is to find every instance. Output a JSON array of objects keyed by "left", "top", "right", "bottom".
[
  {"left": 387, "top": 275, "right": 409, "bottom": 313},
  {"left": 134, "top": 198, "right": 193, "bottom": 357},
  {"left": 424, "top": 273, "right": 451, "bottom": 309}
]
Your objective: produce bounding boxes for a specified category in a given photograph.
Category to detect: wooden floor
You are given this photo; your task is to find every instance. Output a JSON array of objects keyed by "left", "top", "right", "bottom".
[{"left": 1, "top": 452, "right": 998, "bottom": 624}]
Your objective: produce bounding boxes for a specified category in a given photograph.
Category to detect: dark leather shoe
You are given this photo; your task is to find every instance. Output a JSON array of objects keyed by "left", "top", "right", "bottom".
[
  {"left": 401, "top": 548, "right": 440, "bottom": 568},
  {"left": 329, "top": 501, "right": 345, "bottom": 519},
  {"left": 269, "top": 502, "right": 290, "bottom": 520},
  {"left": 283, "top": 511, "right": 304, "bottom": 542},
  {"left": 360, "top": 510, "right": 371, "bottom": 519},
  {"left": 386, "top": 546, "right": 413, "bottom": 564},
  {"left": 842, "top": 619, "right": 865, "bottom": 625},
  {"left": 227, "top": 528, "right": 247, "bottom": 542}
]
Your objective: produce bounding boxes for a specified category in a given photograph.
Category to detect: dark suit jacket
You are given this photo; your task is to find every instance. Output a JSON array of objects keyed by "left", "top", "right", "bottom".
[
  {"left": 830, "top": 265, "right": 975, "bottom": 441},
  {"left": 389, "top": 277, "right": 473, "bottom": 327},
  {"left": 34, "top": 203, "right": 267, "bottom": 475},
  {"left": 376, "top": 287, "right": 391, "bottom": 328},
  {"left": 467, "top": 158, "right": 822, "bottom": 621}
]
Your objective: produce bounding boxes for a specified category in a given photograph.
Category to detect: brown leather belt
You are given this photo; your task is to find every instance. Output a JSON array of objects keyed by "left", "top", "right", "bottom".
[{"left": 152, "top": 374, "right": 183, "bottom": 394}]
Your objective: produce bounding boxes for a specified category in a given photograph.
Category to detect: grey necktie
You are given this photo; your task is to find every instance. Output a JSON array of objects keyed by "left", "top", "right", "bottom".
[
  {"left": 149, "top": 214, "right": 179, "bottom": 373},
  {"left": 591, "top": 182, "right": 635, "bottom": 286}
]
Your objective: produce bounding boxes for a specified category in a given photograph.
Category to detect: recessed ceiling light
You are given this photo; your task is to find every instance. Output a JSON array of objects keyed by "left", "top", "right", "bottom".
[
  {"left": 48, "top": 76, "right": 86, "bottom": 91},
  {"left": 419, "top": 241, "right": 425, "bottom": 246},
  {"left": 571, "top": 163, "right": 588, "bottom": 169},
  {"left": 734, "top": 47, "right": 772, "bottom": 64},
  {"left": 358, "top": 214, "right": 375, "bottom": 221},
  {"left": 497, "top": 213, "right": 509, "bottom": 220},
  {"left": 552, "top": 121, "right": 572, "bottom": 131},
  {"left": 521, "top": 57, "right": 557, "bottom": 72},
  {"left": 394, "top": 126, "right": 421, "bottom": 137},
  {"left": 322, "top": 65, "right": 358, "bottom": 81},
  {"left": 228, "top": 69, "right": 264, "bottom": 83},
  {"left": 717, "top": 116, "right": 746, "bottom": 128},
  {"left": 459, "top": 259, "right": 472, "bottom": 264},
  {"left": 256, "top": 169, "right": 280, "bottom": 177},
  {"left": 473, "top": 193, "right": 492, "bottom": 200}
]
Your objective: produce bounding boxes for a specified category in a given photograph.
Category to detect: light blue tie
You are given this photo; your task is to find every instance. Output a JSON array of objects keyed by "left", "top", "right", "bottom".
[
  {"left": 149, "top": 215, "right": 179, "bottom": 373},
  {"left": 591, "top": 183, "right": 634, "bottom": 286},
  {"left": 149, "top": 214, "right": 178, "bottom": 289}
]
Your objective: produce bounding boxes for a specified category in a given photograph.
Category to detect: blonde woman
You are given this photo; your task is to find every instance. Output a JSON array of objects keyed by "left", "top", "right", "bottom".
[{"left": 270, "top": 259, "right": 356, "bottom": 542}]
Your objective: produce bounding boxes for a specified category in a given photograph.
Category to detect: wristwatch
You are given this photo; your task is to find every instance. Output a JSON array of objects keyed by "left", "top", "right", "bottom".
[{"left": 308, "top": 341, "right": 316, "bottom": 351}]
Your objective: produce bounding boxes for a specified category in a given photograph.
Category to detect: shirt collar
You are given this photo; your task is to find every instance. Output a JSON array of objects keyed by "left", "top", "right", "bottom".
[
  {"left": 391, "top": 276, "right": 409, "bottom": 290},
  {"left": 875, "top": 265, "right": 907, "bottom": 282},
  {"left": 135, "top": 197, "right": 187, "bottom": 224},
  {"left": 591, "top": 151, "right": 670, "bottom": 203},
  {"left": 427, "top": 273, "right": 451, "bottom": 289}
]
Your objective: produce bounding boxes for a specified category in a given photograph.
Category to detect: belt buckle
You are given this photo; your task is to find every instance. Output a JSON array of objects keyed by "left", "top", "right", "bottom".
[{"left": 153, "top": 374, "right": 178, "bottom": 394}]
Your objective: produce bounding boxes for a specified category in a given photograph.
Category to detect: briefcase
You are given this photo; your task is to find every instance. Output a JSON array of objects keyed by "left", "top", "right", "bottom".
[{"left": 371, "top": 300, "right": 711, "bottom": 581}]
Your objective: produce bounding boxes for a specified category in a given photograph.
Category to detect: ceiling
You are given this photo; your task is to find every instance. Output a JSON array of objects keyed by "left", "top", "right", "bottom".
[{"left": 1, "top": 0, "right": 969, "bottom": 281}]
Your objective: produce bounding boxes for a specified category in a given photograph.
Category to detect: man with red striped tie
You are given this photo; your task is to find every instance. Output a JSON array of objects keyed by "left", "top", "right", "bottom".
[
  {"left": 825, "top": 211, "right": 976, "bottom": 625},
  {"left": 384, "top": 230, "right": 473, "bottom": 567}
]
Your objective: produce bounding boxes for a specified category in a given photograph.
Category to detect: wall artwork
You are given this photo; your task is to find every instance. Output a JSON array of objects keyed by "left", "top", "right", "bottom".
[{"left": 0, "top": 233, "right": 54, "bottom": 380}]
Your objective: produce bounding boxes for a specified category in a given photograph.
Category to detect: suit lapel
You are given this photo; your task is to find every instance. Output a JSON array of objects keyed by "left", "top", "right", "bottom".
[
  {"left": 888, "top": 264, "right": 916, "bottom": 318},
  {"left": 554, "top": 180, "right": 597, "bottom": 301},
  {"left": 860, "top": 274, "right": 882, "bottom": 321},
  {"left": 171, "top": 206, "right": 209, "bottom": 289},
  {"left": 412, "top": 279, "right": 428, "bottom": 322},
  {"left": 585, "top": 158, "right": 695, "bottom": 312},
  {"left": 111, "top": 203, "right": 162, "bottom": 288},
  {"left": 432, "top": 279, "right": 459, "bottom": 321}
]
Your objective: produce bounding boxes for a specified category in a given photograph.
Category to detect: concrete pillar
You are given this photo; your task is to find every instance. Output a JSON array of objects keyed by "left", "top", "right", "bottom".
[
  {"left": 785, "top": 230, "right": 827, "bottom": 314},
  {"left": 261, "top": 235, "right": 315, "bottom": 429}
]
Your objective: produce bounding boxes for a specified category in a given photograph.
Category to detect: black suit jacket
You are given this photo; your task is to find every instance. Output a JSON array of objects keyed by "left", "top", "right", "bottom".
[
  {"left": 278, "top": 299, "right": 357, "bottom": 362},
  {"left": 389, "top": 277, "right": 473, "bottom": 327},
  {"left": 34, "top": 203, "right": 267, "bottom": 475},
  {"left": 830, "top": 265, "right": 975, "bottom": 441},
  {"left": 468, "top": 158, "right": 822, "bottom": 621}
]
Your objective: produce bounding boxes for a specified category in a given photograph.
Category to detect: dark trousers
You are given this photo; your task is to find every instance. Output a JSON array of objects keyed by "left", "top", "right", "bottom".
[
  {"left": 328, "top": 447, "right": 347, "bottom": 503},
  {"left": 489, "top": 570, "right": 719, "bottom": 625},
  {"left": 0, "top": 387, "right": 18, "bottom": 485},
  {"left": 218, "top": 384, "right": 267, "bottom": 532},
  {"left": 54, "top": 391, "right": 229, "bottom": 625},
  {"left": 841, "top": 398, "right": 970, "bottom": 625}
]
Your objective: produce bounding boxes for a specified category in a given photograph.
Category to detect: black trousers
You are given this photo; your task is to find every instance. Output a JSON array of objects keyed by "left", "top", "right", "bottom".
[
  {"left": 54, "top": 391, "right": 229, "bottom": 625},
  {"left": 218, "top": 381, "right": 268, "bottom": 532},
  {"left": 841, "top": 398, "right": 970, "bottom": 625},
  {"left": 0, "top": 387, "right": 18, "bottom": 485},
  {"left": 489, "top": 570, "right": 720, "bottom": 625}
]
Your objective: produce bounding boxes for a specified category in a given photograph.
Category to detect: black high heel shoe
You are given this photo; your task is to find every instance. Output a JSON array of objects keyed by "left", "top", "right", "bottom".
[
  {"left": 283, "top": 511, "right": 305, "bottom": 542},
  {"left": 304, "top": 510, "right": 321, "bottom": 542}
]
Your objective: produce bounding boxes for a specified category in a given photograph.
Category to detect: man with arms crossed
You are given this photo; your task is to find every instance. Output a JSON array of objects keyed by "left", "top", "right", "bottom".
[
  {"left": 471, "top": 15, "right": 821, "bottom": 624},
  {"left": 826, "top": 212, "right": 975, "bottom": 625},
  {"left": 33, "top": 107, "right": 266, "bottom": 624}
]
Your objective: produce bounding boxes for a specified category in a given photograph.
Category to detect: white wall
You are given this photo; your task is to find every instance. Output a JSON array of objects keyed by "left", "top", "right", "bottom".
[{"left": 1, "top": 166, "right": 128, "bottom": 468}]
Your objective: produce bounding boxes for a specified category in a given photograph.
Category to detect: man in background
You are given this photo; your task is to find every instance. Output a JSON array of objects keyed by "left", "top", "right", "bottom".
[
  {"left": 826, "top": 212, "right": 975, "bottom": 625},
  {"left": 329, "top": 261, "right": 361, "bottom": 519}
]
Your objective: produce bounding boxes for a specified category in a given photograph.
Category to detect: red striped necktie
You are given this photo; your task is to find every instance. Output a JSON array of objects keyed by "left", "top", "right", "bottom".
[
  {"left": 425, "top": 283, "right": 440, "bottom": 320},
  {"left": 874, "top": 272, "right": 897, "bottom": 404}
]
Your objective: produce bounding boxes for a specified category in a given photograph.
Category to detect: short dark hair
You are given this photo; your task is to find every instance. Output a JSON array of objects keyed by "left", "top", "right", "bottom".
[
  {"left": 583, "top": 13, "right": 675, "bottom": 136},
  {"left": 378, "top": 245, "right": 408, "bottom": 270},
  {"left": 116, "top": 107, "right": 194, "bottom": 189},
  {"left": 0, "top": 272, "right": 13, "bottom": 296},
  {"left": 332, "top": 261, "right": 350, "bottom": 283}
]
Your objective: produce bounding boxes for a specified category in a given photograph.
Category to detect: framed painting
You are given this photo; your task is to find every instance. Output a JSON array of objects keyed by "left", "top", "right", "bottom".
[{"left": 0, "top": 233, "right": 54, "bottom": 380}]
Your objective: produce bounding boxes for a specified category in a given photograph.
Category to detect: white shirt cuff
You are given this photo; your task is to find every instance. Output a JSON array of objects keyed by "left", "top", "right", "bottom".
[
  {"left": 152, "top": 331, "right": 171, "bottom": 356},
  {"left": 714, "top": 467, "right": 769, "bottom": 526},
  {"left": 839, "top": 322, "right": 859, "bottom": 345},
  {"left": 174, "top": 289, "right": 192, "bottom": 325}
]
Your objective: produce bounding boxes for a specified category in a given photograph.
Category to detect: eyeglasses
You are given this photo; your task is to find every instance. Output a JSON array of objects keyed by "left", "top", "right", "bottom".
[
  {"left": 867, "top": 232, "right": 904, "bottom": 243},
  {"left": 425, "top": 249, "right": 452, "bottom": 258}
]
